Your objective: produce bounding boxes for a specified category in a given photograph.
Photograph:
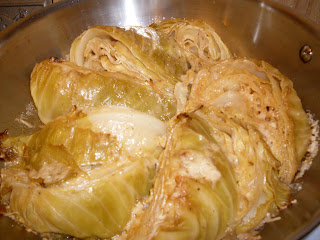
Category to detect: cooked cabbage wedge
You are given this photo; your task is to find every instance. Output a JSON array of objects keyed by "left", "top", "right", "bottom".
[
  {"left": 191, "top": 110, "right": 291, "bottom": 233},
  {"left": 70, "top": 25, "right": 189, "bottom": 93},
  {"left": 30, "top": 58, "right": 177, "bottom": 124},
  {"left": 119, "top": 116, "right": 238, "bottom": 240},
  {"left": 150, "top": 18, "right": 232, "bottom": 71},
  {"left": 185, "top": 58, "right": 311, "bottom": 184},
  {"left": 0, "top": 19, "right": 316, "bottom": 240},
  {"left": 0, "top": 106, "right": 166, "bottom": 239}
]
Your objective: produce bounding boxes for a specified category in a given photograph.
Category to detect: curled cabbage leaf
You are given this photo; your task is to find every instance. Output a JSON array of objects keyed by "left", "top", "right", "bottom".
[
  {"left": 70, "top": 25, "right": 190, "bottom": 92},
  {"left": 30, "top": 58, "right": 176, "bottom": 124},
  {"left": 0, "top": 106, "right": 166, "bottom": 239},
  {"left": 150, "top": 18, "right": 232, "bottom": 72},
  {"left": 184, "top": 58, "right": 311, "bottom": 184}
]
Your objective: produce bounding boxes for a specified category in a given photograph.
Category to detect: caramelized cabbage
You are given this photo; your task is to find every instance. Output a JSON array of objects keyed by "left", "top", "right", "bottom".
[
  {"left": 121, "top": 116, "right": 238, "bottom": 240},
  {"left": 185, "top": 58, "right": 311, "bottom": 184},
  {"left": 191, "top": 110, "right": 290, "bottom": 232}
]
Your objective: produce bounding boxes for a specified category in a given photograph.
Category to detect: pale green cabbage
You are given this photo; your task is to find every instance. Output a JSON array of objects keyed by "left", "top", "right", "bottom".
[
  {"left": 0, "top": 106, "right": 166, "bottom": 239},
  {"left": 150, "top": 18, "right": 232, "bottom": 72},
  {"left": 30, "top": 58, "right": 176, "bottom": 123},
  {"left": 70, "top": 25, "right": 189, "bottom": 91}
]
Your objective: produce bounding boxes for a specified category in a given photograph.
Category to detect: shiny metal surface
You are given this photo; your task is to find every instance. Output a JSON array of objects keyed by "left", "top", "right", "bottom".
[{"left": 0, "top": 0, "right": 320, "bottom": 239}]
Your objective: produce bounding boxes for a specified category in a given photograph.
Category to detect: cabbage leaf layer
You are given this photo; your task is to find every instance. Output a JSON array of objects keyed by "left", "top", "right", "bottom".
[
  {"left": 0, "top": 106, "right": 166, "bottom": 239},
  {"left": 184, "top": 58, "right": 311, "bottom": 184},
  {"left": 118, "top": 116, "right": 238, "bottom": 240},
  {"left": 150, "top": 18, "right": 232, "bottom": 72},
  {"left": 31, "top": 58, "right": 176, "bottom": 123},
  {"left": 70, "top": 25, "right": 189, "bottom": 93}
]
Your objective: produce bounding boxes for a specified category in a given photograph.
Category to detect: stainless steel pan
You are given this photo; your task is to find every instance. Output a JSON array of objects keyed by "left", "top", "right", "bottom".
[{"left": 0, "top": 0, "right": 319, "bottom": 239}]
